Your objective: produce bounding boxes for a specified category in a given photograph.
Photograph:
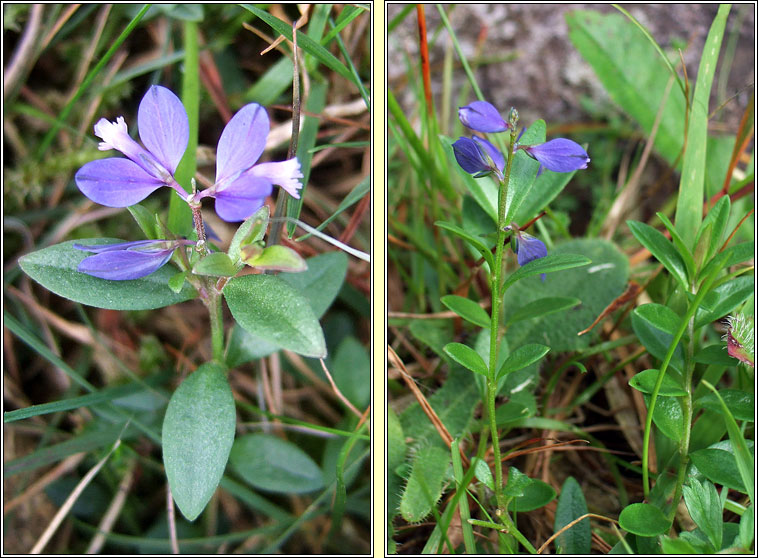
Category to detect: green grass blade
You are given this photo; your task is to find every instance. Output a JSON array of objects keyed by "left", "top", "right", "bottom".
[
  {"left": 168, "top": 20, "right": 200, "bottom": 236},
  {"left": 242, "top": 5, "right": 357, "bottom": 86},
  {"left": 35, "top": 4, "right": 152, "bottom": 159},
  {"left": 674, "top": 5, "right": 730, "bottom": 249}
]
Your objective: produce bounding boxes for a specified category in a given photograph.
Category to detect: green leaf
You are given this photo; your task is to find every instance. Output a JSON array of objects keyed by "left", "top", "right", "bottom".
[
  {"left": 504, "top": 466, "right": 532, "bottom": 499},
  {"left": 682, "top": 478, "right": 722, "bottom": 551},
  {"left": 331, "top": 336, "right": 370, "bottom": 409},
  {"left": 277, "top": 251, "right": 348, "bottom": 318},
  {"left": 656, "top": 212, "right": 696, "bottom": 282},
  {"left": 631, "top": 305, "right": 685, "bottom": 371},
  {"left": 695, "top": 275, "right": 755, "bottom": 328},
  {"left": 509, "top": 478, "right": 556, "bottom": 512},
  {"left": 18, "top": 239, "right": 196, "bottom": 310},
  {"left": 192, "top": 252, "right": 238, "bottom": 277},
  {"left": 501, "top": 254, "right": 592, "bottom": 294},
  {"left": 739, "top": 505, "right": 754, "bottom": 550},
  {"left": 554, "top": 477, "right": 591, "bottom": 555},
  {"left": 224, "top": 274, "right": 326, "bottom": 358},
  {"left": 387, "top": 407, "right": 407, "bottom": 475},
  {"left": 435, "top": 220, "right": 495, "bottom": 270},
  {"left": 700, "top": 382, "right": 755, "bottom": 503},
  {"left": 695, "top": 389, "right": 754, "bottom": 421},
  {"left": 495, "top": 392, "right": 537, "bottom": 426},
  {"left": 443, "top": 343, "right": 489, "bottom": 377},
  {"left": 566, "top": 10, "right": 686, "bottom": 166},
  {"left": 245, "top": 57, "right": 294, "bottom": 106},
  {"left": 399, "top": 445, "right": 449, "bottom": 522},
  {"left": 228, "top": 205, "right": 269, "bottom": 264},
  {"left": 515, "top": 167, "right": 577, "bottom": 226},
  {"left": 674, "top": 5, "right": 730, "bottom": 248},
  {"left": 440, "top": 295, "right": 490, "bottom": 329},
  {"left": 693, "top": 344, "right": 739, "bottom": 366},
  {"left": 229, "top": 433, "right": 324, "bottom": 494},
  {"left": 690, "top": 444, "right": 753, "bottom": 494},
  {"left": 504, "top": 239, "right": 629, "bottom": 353},
  {"left": 698, "top": 241, "right": 754, "bottom": 282},
  {"left": 127, "top": 204, "right": 159, "bottom": 239},
  {"left": 629, "top": 369, "right": 687, "bottom": 397},
  {"left": 646, "top": 393, "right": 686, "bottom": 441},
  {"left": 242, "top": 245, "right": 307, "bottom": 272},
  {"left": 695, "top": 195, "right": 730, "bottom": 267},
  {"left": 504, "top": 122, "right": 545, "bottom": 224},
  {"left": 627, "top": 220, "right": 688, "bottom": 288},
  {"left": 167, "top": 270, "right": 188, "bottom": 294},
  {"left": 634, "top": 303, "right": 682, "bottom": 335},
  {"left": 506, "top": 297, "right": 581, "bottom": 326},
  {"left": 496, "top": 344, "right": 550, "bottom": 380},
  {"left": 162, "top": 362, "right": 236, "bottom": 521},
  {"left": 618, "top": 502, "right": 671, "bottom": 536}
]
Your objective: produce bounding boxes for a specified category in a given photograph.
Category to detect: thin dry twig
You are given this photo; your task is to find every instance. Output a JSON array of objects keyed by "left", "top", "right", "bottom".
[
  {"left": 4, "top": 453, "right": 87, "bottom": 515},
  {"left": 319, "top": 359, "right": 364, "bottom": 419},
  {"left": 30, "top": 439, "right": 121, "bottom": 554},
  {"left": 85, "top": 458, "right": 137, "bottom": 554}
]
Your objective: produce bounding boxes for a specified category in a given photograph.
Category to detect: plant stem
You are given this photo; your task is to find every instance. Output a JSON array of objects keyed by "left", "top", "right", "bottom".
[
  {"left": 208, "top": 291, "right": 225, "bottom": 364},
  {"left": 487, "top": 124, "right": 518, "bottom": 512}
]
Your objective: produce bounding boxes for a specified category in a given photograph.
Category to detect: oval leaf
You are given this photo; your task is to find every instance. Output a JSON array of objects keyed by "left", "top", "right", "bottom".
[
  {"left": 497, "top": 344, "right": 550, "bottom": 380},
  {"left": 229, "top": 433, "right": 324, "bottom": 494},
  {"left": 509, "top": 478, "right": 556, "bottom": 512},
  {"left": 192, "top": 252, "right": 238, "bottom": 277},
  {"left": 224, "top": 274, "right": 326, "bottom": 358},
  {"left": 629, "top": 369, "right": 687, "bottom": 396},
  {"left": 506, "top": 296, "right": 581, "bottom": 325},
  {"left": 502, "top": 254, "right": 592, "bottom": 293},
  {"left": 441, "top": 295, "right": 490, "bottom": 328},
  {"left": 277, "top": 251, "right": 348, "bottom": 318},
  {"left": 18, "top": 239, "right": 196, "bottom": 310},
  {"left": 618, "top": 502, "right": 671, "bottom": 536},
  {"left": 444, "top": 342, "right": 489, "bottom": 376},
  {"left": 162, "top": 362, "right": 236, "bottom": 521},
  {"left": 555, "top": 477, "right": 591, "bottom": 554}
]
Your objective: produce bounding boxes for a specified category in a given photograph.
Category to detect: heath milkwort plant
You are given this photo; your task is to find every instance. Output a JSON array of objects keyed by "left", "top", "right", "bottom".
[
  {"left": 17, "top": 84, "right": 358, "bottom": 523},
  {"left": 443, "top": 99, "right": 592, "bottom": 526}
]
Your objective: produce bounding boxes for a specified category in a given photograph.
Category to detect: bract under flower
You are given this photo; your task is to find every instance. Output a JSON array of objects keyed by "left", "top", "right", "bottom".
[
  {"left": 199, "top": 103, "right": 303, "bottom": 222},
  {"left": 521, "top": 138, "right": 590, "bottom": 173},
  {"left": 74, "top": 239, "right": 188, "bottom": 280},
  {"left": 458, "top": 101, "right": 510, "bottom": 133},
  {"left": 75, "top": 85, "right": 190, "bottom": 207},
  {"left": 452, "top": 136, "right": 505, "bottom": 179}
]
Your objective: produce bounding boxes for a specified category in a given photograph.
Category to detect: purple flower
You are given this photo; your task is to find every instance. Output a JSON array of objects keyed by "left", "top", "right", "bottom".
[
  {"left": 520, "top": 138, "right": 590, "bottom": 173},
  {"left": 458, "top": 101, "right": 510, "bottom": 133},
  {"left": 74, "top": 239, "right": 190, "bottom": 280},
  {"left": 75, "top": 86, "right": 190, "bottom": 207},
  {"left": 452, "top": 136, "right": 505, "bottom": 179},
  {"left": 511, "top": 230, "right": 547, "bottom": 280},
  {"left": 197, "top": 103, "right": 303, "bottom": 221}
]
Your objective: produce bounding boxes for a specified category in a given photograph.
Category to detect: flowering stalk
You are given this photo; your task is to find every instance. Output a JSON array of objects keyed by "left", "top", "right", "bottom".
[{"left": 486, "top": 109, "right": 520, "bottom": 513}]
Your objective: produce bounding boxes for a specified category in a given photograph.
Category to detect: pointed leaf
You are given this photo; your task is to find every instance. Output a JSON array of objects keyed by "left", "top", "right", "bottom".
[
  {"left": 443, "top": 342, "right": 489, "bottom": 376},
  {"left": 496, "top": 344, "right": 550, "bottom": 380},
  {"left": 162, "top": 362, "right": 236, "bottom": 521},
  {"left": 627, "top": 220, "right": 688, "bottom": 288},
  {"left": 19, "top": 239, "right": 196, "bottom": 310},
  {"left": 223, "top": 274, "right": 326, "bottom": 358},
  {"left": 441, "top": 295, "right": 490, "bottom": 328}
]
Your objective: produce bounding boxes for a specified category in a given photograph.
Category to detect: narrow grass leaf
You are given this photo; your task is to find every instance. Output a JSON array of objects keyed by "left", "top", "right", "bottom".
[
  {"left": 674, "top": 5, "right": 730, "bottom": 248},
  {"left": 627, "top": 220, "right": 688, "bottom": 288}
]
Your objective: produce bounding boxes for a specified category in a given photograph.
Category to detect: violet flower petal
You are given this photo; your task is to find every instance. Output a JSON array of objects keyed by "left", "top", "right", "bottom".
[
  {"left": 458, "top": 101, "right": 510, "bottom": 133},
  {"left": 473, "top": 136, "right": 505, "bottom": 175},
  {"left": 137, "top": 85, "right": 189, "bottom": 175},
  {"left": 523, "top": 138, "right": 590, "bottom": 173},
  {"left": 515, "top": 232, "right": 547, "bottom": 281},
  {"left": 452, "top": 137, "right": 504, "bottom": 178},
  {"left": 247, "top": 159, "right": 303, "bottom": 199},
  {"left": 73, "top": 239, "right": 159, "bottom": 253},
  {"left": 75, "top": 158, "right": 164, "bottom": 207},
  {"left": 77, "top": 248, "right": 175, "bottom": 280},
  {"left": 213, "top": 175, "right": 273, "bottom": 221},
  {"left": 215, "top": 103, "right": 269, "bottom": 185}
]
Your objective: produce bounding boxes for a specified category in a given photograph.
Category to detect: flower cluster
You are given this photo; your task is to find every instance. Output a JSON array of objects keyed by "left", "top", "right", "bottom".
[
  {"left": 453, "top": 100, "right": 590, "bottom": 271},
  {"left": 76, "top": 85, "right": 303, "bottom": 221},
  {"left": 74, "top": 86, "right": 304, "bottom": 280}
]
